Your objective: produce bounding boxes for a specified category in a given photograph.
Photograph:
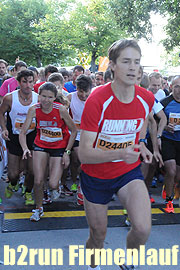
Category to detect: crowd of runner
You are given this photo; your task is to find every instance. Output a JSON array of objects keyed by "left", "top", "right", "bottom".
[{"left": 0, "top": 38, "right": 180, "bottom": 269}]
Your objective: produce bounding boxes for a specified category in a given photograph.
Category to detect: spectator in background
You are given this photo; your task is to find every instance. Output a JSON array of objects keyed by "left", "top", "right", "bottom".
[
  {"left": 148, "top": 72, "right": 166, "bottom": 101},
  {"left": 64, "top": 65, "right": 84, "bottom": 93},
  {"left": 140, "top": 73, "right": 150, "bottom": 89},
  {"left": 95, "top": 71, "right": 104, "bottom": 86},
  {"left": 48, "top": 72, "right": 69, "bottom": 109},
  {"left": 90, "top": 74, "right": 96, "bottom": 88},
  {"left": 0, "top": 61, "right": 27, "bottom": 97},
  {"left": 33, "top": 65, "right": 58, "bottom": 93},
  {"left": 28, "top": 66, "right": 39, "bottom": 84},
  {"left": 84, "top": 69, "right": 91, "bottom": 76},
  {"left": 37, "top": 67, "right": 46, "bottom": 83},
  {"left": 162, "top": 77, "right": 169, "bottom": 96},
  {"left": 68, "top": 70, "right": 73, "bottom": 82},
  {"left": 0, "top": 59, "right": 8, "bottom": 87},
  {"left": 104, "top": 69, "right": 113, "bottom": 84},
  {"left": 59, "top": 68, "right": 69, "bottom": 84},
  {"left": 7, "top": 66, "right": 16, "bottom": 77}
]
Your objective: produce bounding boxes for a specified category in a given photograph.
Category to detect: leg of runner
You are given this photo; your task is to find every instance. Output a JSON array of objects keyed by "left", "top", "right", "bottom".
[
  {"left": 117, "top": 180, "right": 151, "bottom": 249},
  {"left": 84, "top": 197, "right": 108, "bottom": 268},
  {"left": 48, "top": 156, "right": 64, "bottom": 190},
  {"left": 5, "top": 153, "right": 21, "bottom": 198},
  {"left": 33, "top": 151, "right": 49, "bottom": 208}
]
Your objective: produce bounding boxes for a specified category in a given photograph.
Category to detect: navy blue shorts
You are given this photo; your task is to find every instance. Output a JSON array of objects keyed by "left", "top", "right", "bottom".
[
  {"left": 80, "top": 165, "right": 144, "bottom": 204},
  {"left": 33, "top": 144, "right": 65, "bottom": 157}
]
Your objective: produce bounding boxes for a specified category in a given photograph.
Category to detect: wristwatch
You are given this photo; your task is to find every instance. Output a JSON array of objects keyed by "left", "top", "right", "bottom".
[
  {"left": 64, "top": 149, "right": 71, "bottom": 155},
  {"left": 139, "top": 138, "right": 147, "bottom": 144}
]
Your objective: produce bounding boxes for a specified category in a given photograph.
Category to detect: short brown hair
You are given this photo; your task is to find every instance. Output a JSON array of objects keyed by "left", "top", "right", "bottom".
[
  {"left": 108, "top": 39, "right": 141, "bottom": 64},
  {"left": 48, "top": 72, "right": 64, "bottom": 84},
  {"left": 149, "top": 72, "right": 162, "bottom": 81},
  {"left": 0, "top": 59, "right": 8, "bottom": 66}
]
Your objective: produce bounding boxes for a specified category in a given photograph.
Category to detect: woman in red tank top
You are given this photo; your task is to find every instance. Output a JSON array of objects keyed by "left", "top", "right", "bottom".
[{"left": 19, "top": 82, "right": 77, "bottom": 221}]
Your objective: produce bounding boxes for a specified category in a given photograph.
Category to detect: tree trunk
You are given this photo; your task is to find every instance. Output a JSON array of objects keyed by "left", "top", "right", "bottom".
[
  {"left": 36, "top": 55, "right": 42, "bottom": 67},
  {"left": 91, "top": 52, "right": 97, "bottom": 73}
]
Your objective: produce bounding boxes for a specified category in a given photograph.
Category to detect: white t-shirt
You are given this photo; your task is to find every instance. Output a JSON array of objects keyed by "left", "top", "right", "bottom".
[{"left": 155, "top": 89, "right": 166, "bottom": 101}]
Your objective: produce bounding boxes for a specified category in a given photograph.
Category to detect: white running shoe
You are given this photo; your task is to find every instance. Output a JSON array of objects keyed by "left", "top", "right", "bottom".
[
  {"left": 30, "top": 207, "right": 44, "bottom": 222},
  {"left": 52, "top": 188, "right": 61, "bottom": 200}
]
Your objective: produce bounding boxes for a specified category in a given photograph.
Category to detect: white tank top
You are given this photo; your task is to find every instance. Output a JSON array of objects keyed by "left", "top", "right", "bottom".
[
  {"left": 9, "top": 90, "right": 38, "bottom": 134},
  {"left": 70, "top": 91, "right": 85, "bottom": 141}
]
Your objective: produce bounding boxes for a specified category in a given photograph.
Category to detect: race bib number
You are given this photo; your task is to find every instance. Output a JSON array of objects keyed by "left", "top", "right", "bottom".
[
  {"left": 40, "top": 127, "right": 63, "bottom": 142},
  {"left": 95, "top": 133, "right": 136, "bottom": 162},
  {"left": 14, "top": 117, "right": 36, "bottom": 134},
  {"left": 169, "top": 113, "right": 180, "bottom": 131}
]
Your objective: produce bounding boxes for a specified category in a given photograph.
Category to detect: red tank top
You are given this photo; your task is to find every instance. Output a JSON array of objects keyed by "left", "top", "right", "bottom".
[{"left": 34, "top": 102, "right": 70, "bottom": 149}]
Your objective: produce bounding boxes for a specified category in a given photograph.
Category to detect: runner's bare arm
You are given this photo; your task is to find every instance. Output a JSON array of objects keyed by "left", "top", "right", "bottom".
[
  {"left": 67, "top": 93, "right": 72, "bottom": 103},
  {"left": 19, "top": 106, "right": 36, "bottom": 159},
  {"left": 0, "top": 95, "right": 12, "bottom": 140},
  {"left": 79, "top": 130, "right": 141, "bottom": 164},
  {"left": 139, "top": 116, "right": 153, "bottom": 164},
  {"left": 148, "top": 112, "right": 164, "bottom": 167},
  {"left": 59, "top": 105, "right": 77, "bottom": 151}
]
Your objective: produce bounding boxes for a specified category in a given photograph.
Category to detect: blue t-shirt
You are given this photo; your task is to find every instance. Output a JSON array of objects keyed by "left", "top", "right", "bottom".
[
  {"left": 161, "top": 95, "right": 180, "bottom": 141},
  {"left": 64, "top": 81, "right": 76, "bottom": 93}
]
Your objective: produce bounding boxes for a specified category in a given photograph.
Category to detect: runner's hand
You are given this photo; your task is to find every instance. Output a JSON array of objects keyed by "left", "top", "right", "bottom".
[
  {"left": 62, "top": 153, "right": 70, "bottom": 169},
  {"left": 1, "top": 129, "right": 10, "bottom": 141},
  {"left": 122, "top": 144, "right": 141, "bottom": 164},
  {"left": 139, "top": 143, "right": 153, "bottom": 163},
  {"left": 153, "top": 150, "right": 164, "bottom": 168},
  {"left": 22, "top": 149, "right": 32, "bottom": 159}
]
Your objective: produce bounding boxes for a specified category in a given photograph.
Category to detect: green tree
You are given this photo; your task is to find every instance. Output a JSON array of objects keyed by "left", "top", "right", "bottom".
[
  {"left": 34, "top": 0, "right": 77, "bottom": 66},
  {"left": 66, "top": 0, "right": 125, "bottom": 71},
  {"left": 0, "top": 0, "right": 49, "bottom": 66},
  {"left": 106, "top": 0, "right": 158, "bottom": 40},
  {"left": 155, "top": 1, "right": 180, "bottom": 53}
]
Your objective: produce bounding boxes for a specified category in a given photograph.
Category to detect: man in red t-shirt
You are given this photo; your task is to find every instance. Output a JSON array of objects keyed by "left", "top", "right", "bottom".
[{"left": 79, "top": 39, "right": 155, "bottom": 270}]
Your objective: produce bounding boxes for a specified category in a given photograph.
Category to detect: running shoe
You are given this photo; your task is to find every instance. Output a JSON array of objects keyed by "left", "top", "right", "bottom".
[
  {"left": 125, "top": 217, "right": 131, "bottom": 227},
  {"left": 174, "top": 184, "right": 180, "bottom": 199},
  {"left": 149, "top": 194, "right": 155, "bottom": 203},
  {"left": 123, "top": 209, "right": 127, "bottom": 215},
  {"left": 30, "top": 207, "right": 44, "bottom": 221},
  {"left": 77, "top": 197, "right": 84, "bottom": 206},
  {"left": 120, "top": 264, "right": 136, "bottom": 269},
  {"left": 5, "top": 183, "right": 14, "bottom": 198},
  {"left": 164, "top": 200, "right": 174, "bottom": 213},
  {"left": 111, "top": 194, "right": 116, "bottom": 201},
  {"left": 43, "top": 190, "right": 52, "bottom": 204},
  {"left": 61, "top": 185, "right": 73, "bottom": 196},
  {"left": 25, "top": 192, "right": 34, "bottom": 206},
  {"left": 162, "top": 185, "right": 166, "bottom": 200},
  {"left": 151, "top": 177, "right": 157, "bottom": 188},
  {"left": 77, "top": 185, "right": 84, "bottom": 205},
  {"left": 13, "top": 183, "right": 19, "bottom": 192},
  {"left": 52, "top": 187, "right": 61, "bottom": 201},
  {"left": 71, "top": 183, "right": 78, "bottom": 193},
  {"left": 21, "top": 184, "right": 26, "bottom": 196}
]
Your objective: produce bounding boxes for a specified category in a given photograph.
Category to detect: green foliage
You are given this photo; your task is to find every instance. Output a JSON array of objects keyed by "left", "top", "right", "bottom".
[
  {"left": 2, "top": 0, "right": 178, "bottom": 68},
  {"left": 0, "top": 0, "right": 49, "bottom": 66},
  {"left": 157, "top": 1, "right": 180, "bottom": 52},
  {"left": 106, "top": 0, "right": 159, "bottom": 41},
  {"left": 65, "top": 0, "right": 125, "bottom": 70}
]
